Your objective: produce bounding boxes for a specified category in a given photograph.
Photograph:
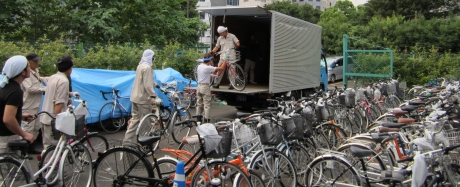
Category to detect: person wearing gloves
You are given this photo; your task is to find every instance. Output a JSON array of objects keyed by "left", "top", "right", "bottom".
[
  {"left": 0, "top": 55, "right": 36, "bottom": 153},
  {"left": 21, "top": 53, "right": 49, "bottom": 154},
  {"left": 123, "top": 49, "right": 165, "bottom": 146},
  {"left": 196, "top": 53, "right": 226, "bottom": 123},
  {"left": 41, "top": 55, "right": 79, "bottom": 149},
  {"left": 210, "top": 26, "right": 240, "bottom": 90}
]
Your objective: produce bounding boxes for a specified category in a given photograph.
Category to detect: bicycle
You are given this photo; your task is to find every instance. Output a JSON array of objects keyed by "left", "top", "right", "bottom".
[
  {"left": 99, "top": 88, "right": 131, "bottom": 133},
  {"left": 92, "top": 120, "right": 252, "bottom": 187},
  {"left": 211, "top": 48, "right": 246, "bottom": 91},
  {"left": 0, "top": 111, "right": 92, "bottom": 187}
]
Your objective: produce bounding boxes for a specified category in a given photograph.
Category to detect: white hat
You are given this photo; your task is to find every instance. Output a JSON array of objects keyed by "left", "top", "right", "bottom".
[
  {"left": 217, "top": 26, "right": 227, "bottom": 33},
  {"left": 0, "top": 55, "right": 28, "bottom": 88}
]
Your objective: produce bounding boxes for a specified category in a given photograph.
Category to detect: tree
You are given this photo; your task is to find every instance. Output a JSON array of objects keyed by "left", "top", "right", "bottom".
[
  {"left": 318, "top": 8, "right": 351, "bottom": 54},
  {"left": 364, "top": 0, "right": 460, "bottom": 20},
  {"left": 264, "top": 1, "right": 321, "bottom": 23}
]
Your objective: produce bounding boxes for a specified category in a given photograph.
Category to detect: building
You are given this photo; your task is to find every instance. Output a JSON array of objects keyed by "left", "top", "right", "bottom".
[{"left": 239, "top": 0, "right": 338, "bottom": 11}]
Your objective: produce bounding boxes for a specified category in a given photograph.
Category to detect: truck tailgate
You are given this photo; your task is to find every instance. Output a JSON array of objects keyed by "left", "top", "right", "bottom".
[{"left": 211, "top": 84, "right": 269, "bottom": 95}]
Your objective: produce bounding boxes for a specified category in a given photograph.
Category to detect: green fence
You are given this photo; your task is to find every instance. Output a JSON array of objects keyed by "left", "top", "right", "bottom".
[{"left": 343, "top": 34, "right": 394, "bottom": 88}]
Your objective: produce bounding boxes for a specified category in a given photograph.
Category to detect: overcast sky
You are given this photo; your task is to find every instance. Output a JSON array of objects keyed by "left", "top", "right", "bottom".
[{"left": 350, "top": 0, "right": 368, "bottom": 6}]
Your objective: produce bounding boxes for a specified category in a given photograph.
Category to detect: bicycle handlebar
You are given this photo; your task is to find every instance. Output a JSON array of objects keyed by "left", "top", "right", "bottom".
[
  {"left": 34, "top": 111, "right": 55, "bottom": 119},
  {"left": 100, "top": 88, "right": 120, "bottom": 100}
]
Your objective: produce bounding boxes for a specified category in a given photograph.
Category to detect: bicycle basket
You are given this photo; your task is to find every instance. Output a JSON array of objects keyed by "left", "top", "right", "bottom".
[
  {"left": 257, "top": 121, "right": 283, "bottom": 146},
  {"left": 282, "top": 115, "right": 303, "bottom": 140},
  {"left": 338, "top": 94, "right": 346, "bottom": 106},
  {"left": 345, "top": 89, "right": 356, "bottom": 108},
  {"left": 301, "top": 108, "right": 314, "bottom": 137},
  {"left": 388, "top": 82, "right": 397, "bottom": 94},
  {"left": 52, "top": 114, "right": 85, "bottom": 140},
  {"left": 381, "top": 83, "right": 389, "bottom": 96},
  {"left": 445, "top": 130, "right": 460, "bottom": 146},
  {"left": 206, "top": 130, "right": 233, "bottom": 158},
  {"left": 235, "top": 124, "right": 253, "bottom": 145},
  {"left": 315, "top": 105, "right": 330, "bottom": 121},
  {"left": 221, "top": 49, "right": 241, "bottom": 63}
]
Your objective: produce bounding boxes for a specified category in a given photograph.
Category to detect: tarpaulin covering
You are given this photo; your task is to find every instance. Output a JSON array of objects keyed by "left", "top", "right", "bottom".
[{"left": 14, "top": 68, "right": 196, "bottom": 124}]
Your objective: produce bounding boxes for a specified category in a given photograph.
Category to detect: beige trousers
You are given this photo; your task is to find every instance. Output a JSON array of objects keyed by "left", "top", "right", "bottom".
[
  {"left": 42, "top": 123, "right": 58, "bottom": 149},
  {"left": 196, "top": 84, "right": 212, "bottom": 119},
  {"left": 123, "top": 103, "right": 151, "bottom": 146},
  {"left": 22, "top": 108, "right": 41, "bottom": 140},
  {"left": 0, "top": 135, "right": 19, "bottom": 153}
]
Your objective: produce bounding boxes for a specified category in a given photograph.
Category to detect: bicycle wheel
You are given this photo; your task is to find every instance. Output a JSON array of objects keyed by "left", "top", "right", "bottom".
[
  {"left": 170, "top": 109, "right": 192, "bottom": 144},
  {"left": 337, "top": 143, "right": 386, "bottom": 180},
  {"left": 0, "top": 157, "right": 30, "bottom": 186},
  {"left": 248, "top": 170, "right": 266, "bottom": 187},
  {"left": 159, "top": 107, "right": 172, "bottom": 123},
  {"left": 227, "top": 63, "right": 246, "bottom": 91},
  {"left": 154, "top": 158, "right": 178, "bottom": 179},
  {"left": 248, "top": 148, "right": 297, "bottom": 187},
  {"left": 190, "top": 94, "right": 197, "bottom": 108},
  {"left": 280, "top": 142, "right": 314, "bottom": 187},
  {"left": 191, "top": 161, "right": 252, "bottom": 187},
  {"left": 137, "top": 114, "right": 165, "bottom": 151},
  {"left": 305, "top": 155, "right": 362, "bottom": 186},
  {"left": 59, "top": 143, "right": 92, "bottom": 187},
  {"left": 80, "top": 133, "right": 109, "bottom": 164},
  {"left": 93, "top": 147, "right": 154, "bottom": 187},
  {"left": 98, "top": 102, "right": 125, "bottom": 133},
  {"left": 38, "top": 145, "right": 59, "bottom": 186}
]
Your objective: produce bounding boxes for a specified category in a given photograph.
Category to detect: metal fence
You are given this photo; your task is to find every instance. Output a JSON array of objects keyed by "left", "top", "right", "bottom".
[{"left": 342, "top": 34, "right": 394, "bottom": 88}]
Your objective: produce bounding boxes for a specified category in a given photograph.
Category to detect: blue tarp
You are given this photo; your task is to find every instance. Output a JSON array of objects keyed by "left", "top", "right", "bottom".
[{"left": 53, "top": 68, "right": 196, "bottom": 124}]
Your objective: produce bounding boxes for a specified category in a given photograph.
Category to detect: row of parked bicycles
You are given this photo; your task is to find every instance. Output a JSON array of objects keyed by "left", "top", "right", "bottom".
[{"left": 1, "top": 77, "right": 460, "bottom": 187}]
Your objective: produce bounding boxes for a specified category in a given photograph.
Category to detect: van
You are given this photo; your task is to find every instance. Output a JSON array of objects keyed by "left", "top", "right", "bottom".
[{"left": 322, "top": 56, "right": 353, "bottom": 82}]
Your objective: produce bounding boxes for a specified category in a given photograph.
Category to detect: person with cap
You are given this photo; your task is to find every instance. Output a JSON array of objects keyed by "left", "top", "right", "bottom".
[
  {"left": 0, "top": 55, "right": 36, "bottom": 153},
  {"left": 210, "top": 26, "right": 240, "bottom": 90},
  {"left": 21, "top": 53, "right": 49, "bottom": 154},
  {"left": 196, "top": 53, "right": 226, "bottom": 123},
  {"left": 123, "top": 49, "right": 164, "bottom": 146},
  {"left": 41, "top": 55, "right": 79, "bottom": 149}
]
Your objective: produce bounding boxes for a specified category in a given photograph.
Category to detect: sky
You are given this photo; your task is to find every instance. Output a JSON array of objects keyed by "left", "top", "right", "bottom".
[{"left": 350, "top": 0, "right": 368, "bottom": 6}]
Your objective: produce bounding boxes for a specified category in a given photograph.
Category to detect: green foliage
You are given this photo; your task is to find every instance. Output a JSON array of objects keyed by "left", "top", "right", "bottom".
[
  {"left": 264, "top": 1, "right": 322, "bottom": 23},
  {"left": 155, "top": 42, "right": 201, "bottom": 76}
]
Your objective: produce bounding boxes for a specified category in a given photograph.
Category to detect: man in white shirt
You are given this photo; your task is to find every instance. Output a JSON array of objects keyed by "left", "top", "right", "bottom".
[
  {"left": 196, "top": 54, "right": 226, "bottom": 122},
  {"left": 210, "top": 26, "right": 240, "bottom": 90}
]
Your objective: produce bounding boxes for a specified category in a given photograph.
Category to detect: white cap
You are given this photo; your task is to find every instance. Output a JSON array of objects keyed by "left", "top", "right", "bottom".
[{"left": 217, "top": 26, "right": 227, "bottom": 33}]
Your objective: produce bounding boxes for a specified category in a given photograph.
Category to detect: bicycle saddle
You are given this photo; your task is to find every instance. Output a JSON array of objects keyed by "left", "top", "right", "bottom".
[
  {"left": 400, "top": 105, "right": 418, "bottom": 112},
  {"left": 7, "top": 139, "right": 28, "bottom": 149},
  {"left": 391, "top": 110, "right": 408, "bottom": 116},
  {"left": 381, "top": 122, "right": 406, "bottom": 128},
  {"left": 138, "top": 136, "right": 161, "bottom": 146},
  {"left": 236, "top": 112, "right": 251, "bottom": 118},
  {"left": 397, "top": 118, "right": 415, "bottom": 124},
  {"left": 370, "top": 133, "right": 392, "bottom": 144},
  {"left": 349, "top": 146, "right": 374, "bottom": 158},
  {"left": 408, "top": 100, "right": 425, "bottom": 105}
]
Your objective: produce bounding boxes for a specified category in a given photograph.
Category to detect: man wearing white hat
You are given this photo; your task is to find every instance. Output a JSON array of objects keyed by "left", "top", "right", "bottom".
[
  {"left": 210, "top": 26, "right": 240, "bottom": 89},
  {"left": 0, "top": 55, "right": 36, "bottom": 153}
]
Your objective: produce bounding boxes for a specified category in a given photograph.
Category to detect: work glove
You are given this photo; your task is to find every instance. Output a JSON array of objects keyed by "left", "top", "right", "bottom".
[{"left": 71, "top": 92, "right": 80, "bottom": 98}]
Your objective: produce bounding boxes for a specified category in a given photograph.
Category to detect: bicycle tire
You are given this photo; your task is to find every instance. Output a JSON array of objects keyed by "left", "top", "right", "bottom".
[
  {"left": 93, "top": 146, "right": 155, "bottom": 187},
  {"left": 0, "top": 157, "right": 30, "bottom": 186},
  {"left": 189, "top": 94, "right": 197, "bottom": 108},
  {"left": 248, "top": 170, "right": 266, "bottom": 187},
  {"left": 137, "top": 114, "right": 164, "bottom": 151},
  {"left": 316, "top": 123, "right": 348, "bottom": 149},
  {"left": 154, "top": 157, "right": 178, "bottom": 179},
  {"left": 38, "top": 145, "right": 59, "bottom": 186},
  {"left": 305, "top": 154, "right": 362, "bottom": 186},
  {"left": 80, "top": 133, "right": 109, "bottom": 164},
  {"left": 159, "top": 107, "right": 172, "bottom": 123},
  {"left": 228, "top": 63, "right": 246, "bottom": 91},
  {"left": 98, "top": 102, "right": 125, "bottom": 133},
  {"left": 248, "top": 148, "right": 297, "bottom": 187},
  {"left": 179, "top": 91, "right": 191, "bottom": 110},
  {"left": 280, "top": 141, "right": 314, "bottom": 187},
  {"left": 337, "top": 143, "right": 387, "bottom": 178},
  {"left": 191, "top": 161, "right": 252, "bottom": 187},
  {"left": 170, "top": 109, "right": 192, "bottom": 144},
  {"left": 59, "top": 143, "right": 92, "bottom": 187}
]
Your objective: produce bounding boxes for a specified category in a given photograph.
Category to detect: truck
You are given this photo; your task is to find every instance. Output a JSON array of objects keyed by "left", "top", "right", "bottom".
[{"left": 197, "top": 6, "right": 328, "bottom": 110}]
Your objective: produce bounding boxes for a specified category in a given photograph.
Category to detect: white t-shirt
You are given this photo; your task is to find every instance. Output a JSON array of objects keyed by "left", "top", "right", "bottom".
[{"left": 197, "top": 63, "right": 217, "bottom": 84}]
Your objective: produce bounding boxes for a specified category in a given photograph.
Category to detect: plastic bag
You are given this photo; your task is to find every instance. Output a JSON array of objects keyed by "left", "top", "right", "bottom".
[
  {"left": 412, "top": 154, "right": 427, "bottom": 187},
  {"left": 74, "top": 102, "right": 88, "bottom": 116},
  {"left": 55, "top": 110, "right": 76, "bottom": 136}
]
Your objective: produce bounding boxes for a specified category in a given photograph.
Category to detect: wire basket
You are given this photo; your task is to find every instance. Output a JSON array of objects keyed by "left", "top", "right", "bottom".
[
  {"left": 345, "top": 89, "right": 356, "bottom": 108},
  {"left": 388, "top": 82, "right": 397, "bottom": 94},
  {"left": 51, "top": 115, "right": 85, "bottom": 140},
  {"left": 445, "top": 130, "right": 460, "bottom": 145},
  {"left": 257, "top": 121, "right": 283, "bottom": 146},
  {"left": 338, "top": 94, "right": 346, "bottom": 106},
  {"left": 235, "top": 124, "right": 253, "bottom": 145},
  {"left": 206, "top": 130, "right": 233, "bottom": 158},
  {"left": 221, "top": 49, "right": 241, "bottom": 63},
  {"left": 282, "top": 114, "right": 304, "bottom": 140}
]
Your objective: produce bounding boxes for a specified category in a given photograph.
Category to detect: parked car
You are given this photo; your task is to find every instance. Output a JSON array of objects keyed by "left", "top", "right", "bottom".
[{"left": 321, "top": 56, "right": 353, "bottom": 82}]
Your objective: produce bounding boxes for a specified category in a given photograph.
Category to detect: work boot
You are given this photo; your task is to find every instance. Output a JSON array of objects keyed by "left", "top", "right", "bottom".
[
  {"left": 228, "top": 85, "right": 234, "bottom": 90},
  {"left": 28, "top": 144, "right": 42, "bottom": 154},
  {"left": 212, "top": 84, "right": 219, "bottom": 89}
]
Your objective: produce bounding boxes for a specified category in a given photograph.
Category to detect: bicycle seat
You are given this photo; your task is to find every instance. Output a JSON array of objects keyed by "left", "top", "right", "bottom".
[
  {"left": 7, "top": 139, "right": 28, "bottom": 149},
  {"left": 236, "top": 112, "right": 251, "bottom": 118},
  {"left": 397, "top": 118, "right": 415, "bottom": 124},
  {"left": 381, "top": 122, "right": 405, "bottom": 128},
  {"left": 378, "top": 127, "right": 400, "bottom": 133},
  {"left": 267, "top": 107, "right": 281, "bottom": 112},
  {"left": 349, "top": 146, "right": 374, "bottom": 158},
  {"left": 391, "top": 110, "right": 408, "bottom": 116},
  {"left": 400, "top": 105, "right": 418, "bottom": 112},
  {"left": 436, "top": 86, "right": 446, "bottom": 90},
  {"left": 430, "top": 89, "right": 441, "bottom": 93},
  {"left": 408, "top": 100, "right": 425, "bottom": 105},
  {"left": 370, "top": 133, "right": 392, "bottom": 144},
  {"left": 138, "top": 136, "right": 161, "bottom": 146}
]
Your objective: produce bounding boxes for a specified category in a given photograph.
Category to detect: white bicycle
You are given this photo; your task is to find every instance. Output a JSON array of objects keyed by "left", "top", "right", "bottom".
[{"left": 0, "top": 111, "right": 92, "bottom": 187}]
